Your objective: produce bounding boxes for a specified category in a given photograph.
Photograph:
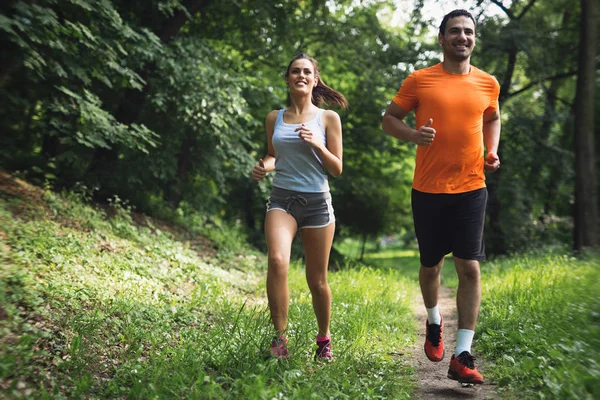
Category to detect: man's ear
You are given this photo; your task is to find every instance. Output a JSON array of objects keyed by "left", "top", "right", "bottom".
[{"left": 438, "top": 32, "right": 444, "bottom": 45}]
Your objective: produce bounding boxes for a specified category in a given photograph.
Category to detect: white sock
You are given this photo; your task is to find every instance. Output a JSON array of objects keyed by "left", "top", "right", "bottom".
[
  {"left": 426, "top": 305, "right": 441, "bottom": 325},
  {"left": 455, "top": 329, "right": 475, "bottom": 356}
]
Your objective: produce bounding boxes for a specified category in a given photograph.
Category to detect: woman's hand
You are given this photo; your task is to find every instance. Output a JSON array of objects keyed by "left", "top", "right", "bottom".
[
  {"left": 252, "top": 159, "right": 267, "bottom": 181},
  {"left": 296, "top": 124, "right": 322, "bottom": 149}
]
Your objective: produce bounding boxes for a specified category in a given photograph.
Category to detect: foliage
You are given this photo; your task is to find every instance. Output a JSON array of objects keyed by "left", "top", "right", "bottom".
[
  {"left": 0, "top": 0, "right": 162, "bottom": 162},
  {"left": 0, "top": 0, "right": 594, "bottom": 252}
]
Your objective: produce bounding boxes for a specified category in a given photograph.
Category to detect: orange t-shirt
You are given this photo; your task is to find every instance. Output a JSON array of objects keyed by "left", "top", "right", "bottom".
[{"left": 393, "top": 63, "right": 500, "bottom": 194}]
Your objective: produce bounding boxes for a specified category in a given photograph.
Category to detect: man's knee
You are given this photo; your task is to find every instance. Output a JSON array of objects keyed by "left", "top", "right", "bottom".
[
  {"left": 455, "top": 258, "right": 480, "bottom": 281},
  {"left": 420, "top": 260, "right": 443, "bottom": 278}
]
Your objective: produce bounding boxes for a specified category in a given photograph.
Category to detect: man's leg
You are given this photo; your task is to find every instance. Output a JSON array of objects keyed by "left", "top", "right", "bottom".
[
  {"left": 453, "top": 257, "right": 481, "bottom": 332},
  {"left": 419, "top": 258, "right": 444, "bottom": 308},
  {"left": 447, "top": 256, "right": 483, "bottom": 384},
  {"left": 421, "top": 258, "right": 446, "bottom": 362}
]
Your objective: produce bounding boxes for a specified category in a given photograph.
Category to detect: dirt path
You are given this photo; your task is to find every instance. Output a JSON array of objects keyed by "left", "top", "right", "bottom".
[{"left": 410, "top": 286, "right": 499, "bottom": 399}]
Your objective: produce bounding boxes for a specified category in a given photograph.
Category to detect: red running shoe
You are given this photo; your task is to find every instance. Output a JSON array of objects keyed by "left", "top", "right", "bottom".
[
  {"left": 424, "top": 317, "right": 445, "bottom": 362},
  {"left": 448, "top": 351, "right": 484, "bottom": 384}
]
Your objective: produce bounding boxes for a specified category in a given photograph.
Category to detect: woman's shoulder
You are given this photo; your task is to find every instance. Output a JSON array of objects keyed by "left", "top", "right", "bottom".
[
  {"left": 265, "top": 109, "right": 282, "bottom": 133},
  {"left": 266, "top": 109, "right": 281, "bottom": 120},
  {"left": 322, "top": 109, "right": 341, "bottom": 122}
]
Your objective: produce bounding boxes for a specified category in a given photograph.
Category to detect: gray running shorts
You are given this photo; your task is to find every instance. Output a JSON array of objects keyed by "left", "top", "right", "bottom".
[{"left": 267, "top": 187, "right": 335, "bottom": 229}]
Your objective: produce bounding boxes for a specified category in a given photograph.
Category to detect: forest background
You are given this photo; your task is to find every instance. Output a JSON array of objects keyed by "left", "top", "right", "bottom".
[
  {"left": 1, "top": 0, "right": 598, "bottom": 257},
  {"left": 1, "top": 1, "right": 599, "bottom": 399}
]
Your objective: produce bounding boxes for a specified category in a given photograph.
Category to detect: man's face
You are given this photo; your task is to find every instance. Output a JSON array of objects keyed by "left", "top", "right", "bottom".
[{"left": 438, "top": 16, "right": 476, "bottom": 62}]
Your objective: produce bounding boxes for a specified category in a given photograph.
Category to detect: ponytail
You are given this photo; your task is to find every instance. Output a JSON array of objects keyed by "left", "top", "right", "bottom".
[{"left": 312, "top": 79, "right": 348, "bottom": 109}]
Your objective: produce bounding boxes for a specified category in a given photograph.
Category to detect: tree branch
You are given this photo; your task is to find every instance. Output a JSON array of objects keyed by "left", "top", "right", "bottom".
[
  {"left": 489, "top": 0, "right": 515, "bottom": 19},
  {"left": 517, "top": 0, "right": 538, "bottom": 19},
  {"left": 159, "top": 0, "right": 211, "bottom": 42},
  {"left": 508, "top": 70, "right": 577, "bottom": 98}
]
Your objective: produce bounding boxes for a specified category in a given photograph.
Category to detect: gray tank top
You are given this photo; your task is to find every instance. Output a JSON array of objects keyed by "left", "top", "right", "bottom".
[{"left": 272, "top": 108, "right": 329, "bottom": 193}]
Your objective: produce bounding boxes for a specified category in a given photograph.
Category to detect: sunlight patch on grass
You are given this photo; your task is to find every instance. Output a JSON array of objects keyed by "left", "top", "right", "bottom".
[{"left": 365, "top": 248, "right": 418, "bottom": 259}]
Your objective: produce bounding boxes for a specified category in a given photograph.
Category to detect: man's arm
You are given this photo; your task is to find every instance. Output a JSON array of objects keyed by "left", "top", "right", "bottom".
[
  {"left": 483, "top": 109, "right": 501, "bottom": 172},
  {"left": 382, "top": 102, "right": 435, "bottom": 146}
]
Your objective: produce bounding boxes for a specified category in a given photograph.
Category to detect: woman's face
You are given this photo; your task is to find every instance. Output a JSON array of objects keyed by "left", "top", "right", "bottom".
[{"left": 286, "top": 58, "right": 318, "bottom": 95}]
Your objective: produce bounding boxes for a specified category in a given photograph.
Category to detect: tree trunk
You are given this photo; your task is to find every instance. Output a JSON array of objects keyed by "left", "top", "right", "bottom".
[
  {"left": 485, "top": 41, "right": 517, "bottom": 256},
  {"left": 541, "top": 81, "right": 559, "bottom": 216},
  {"left": 573, "top": 0, "right": 599, "bottom": 250},
  {"left": 360, "top": 232, "right": 367, "bottom": 261},
  {"left": 0, "top": 2, "right": 23, "bottom": 89},
  {"left": 167, "top": 132, "right": 194, "bottom": 206}
]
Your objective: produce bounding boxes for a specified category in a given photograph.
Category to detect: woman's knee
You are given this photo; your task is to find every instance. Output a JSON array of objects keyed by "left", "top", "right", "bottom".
[
  {"left": 268, "top": 253, "right": 289, "bottom": 274},
  {"left": 307, "top": 277, "right": 329, "bottom": 294}
]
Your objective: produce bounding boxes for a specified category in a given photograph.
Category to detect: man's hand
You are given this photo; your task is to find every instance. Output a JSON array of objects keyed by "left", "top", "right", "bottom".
[
  {"left": 484, "top": 151, "right": 500, "bottom": 172},
  {"left": 414, "top": 118, "right": 436, "bottom": 146}
]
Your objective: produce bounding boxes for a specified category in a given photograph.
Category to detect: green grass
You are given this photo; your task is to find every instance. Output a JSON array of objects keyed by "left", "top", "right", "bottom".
[
  {"left": 3, "top": 180, "right": 599, "bottom": 399},
  {"left": 476, "top": 253, "right": 600, "bottom": 400},
  {"left": 0, "top": 186, "right": 418, "bottom": 399},
  {"left": 364, "top": 246, "right": 600, "bottom": 399}
]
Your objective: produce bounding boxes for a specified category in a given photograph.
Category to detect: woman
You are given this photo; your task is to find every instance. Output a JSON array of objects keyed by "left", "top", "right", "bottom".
[{"left": 252, "top": 53, "right": 348, "bottom": 360}]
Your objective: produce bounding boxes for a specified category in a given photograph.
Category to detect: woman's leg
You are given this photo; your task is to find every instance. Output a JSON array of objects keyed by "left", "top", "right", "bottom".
[
  {"left": 265, "top": 210, "right": 297, "bottom": 335},
  {"left": 301, "top": 223, "right": 335, "bottom": 337}
]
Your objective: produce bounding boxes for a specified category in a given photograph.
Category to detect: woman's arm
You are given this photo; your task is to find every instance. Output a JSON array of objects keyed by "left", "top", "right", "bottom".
[{"left": 252, "top": 110, "right": 278, "bottom": 181}]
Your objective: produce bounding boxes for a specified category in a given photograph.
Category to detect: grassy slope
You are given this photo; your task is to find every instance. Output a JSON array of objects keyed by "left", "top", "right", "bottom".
[{"left": 0, "top": 175, "right": 417, "bottom": 399}]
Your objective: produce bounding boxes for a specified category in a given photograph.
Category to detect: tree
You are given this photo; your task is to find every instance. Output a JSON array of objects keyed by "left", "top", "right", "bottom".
[
  {"left": 573, "top": 0, "right": 599, "bottom": 250},
  {"left": 473, "top": 0, "right": 581, "bottom": 254}
]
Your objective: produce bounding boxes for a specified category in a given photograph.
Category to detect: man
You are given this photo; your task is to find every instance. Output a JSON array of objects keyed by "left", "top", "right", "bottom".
[{"left": 382, "top": 9, "right": 501, "bottom": 384}]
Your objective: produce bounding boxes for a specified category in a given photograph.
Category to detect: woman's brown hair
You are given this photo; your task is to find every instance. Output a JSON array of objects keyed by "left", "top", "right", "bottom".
[{"left": 285, "top": 53, "right": 348, "bottom": 109}]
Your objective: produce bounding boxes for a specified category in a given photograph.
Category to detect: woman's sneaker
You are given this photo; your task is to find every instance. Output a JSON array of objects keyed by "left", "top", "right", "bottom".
[
  {"left": 315, "top": 335, "right": 332, "bottom": 361},
  {"left": 424, "top": 316, "right": 445, "bottom": 362},
  {"left": 447, "top": 351, "right": 484, "bottom": 384},
  {"left": 270, "top": 336, "right": 289, "bottom": 359}
]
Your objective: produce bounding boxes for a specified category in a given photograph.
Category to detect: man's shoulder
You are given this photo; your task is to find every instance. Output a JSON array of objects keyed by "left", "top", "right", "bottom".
[
  {"left": 412, "top": 63, "right": 442, "bottom": 77},
  {"left": 470, "top": 65, "right": 499, "bottom": 84}
]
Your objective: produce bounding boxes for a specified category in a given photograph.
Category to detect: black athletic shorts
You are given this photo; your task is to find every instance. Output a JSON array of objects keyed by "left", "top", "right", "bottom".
[{"left": 411, "top": 188, "right": 487, "bottom": 268}]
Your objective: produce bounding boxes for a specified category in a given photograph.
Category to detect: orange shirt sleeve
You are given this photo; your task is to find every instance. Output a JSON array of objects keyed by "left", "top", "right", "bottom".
[
  {"left": 484, "top": 78, "right": 500, "bottom": 114},
  {"left": 392, "top": 73, "right": 418, "bottom": 112}
]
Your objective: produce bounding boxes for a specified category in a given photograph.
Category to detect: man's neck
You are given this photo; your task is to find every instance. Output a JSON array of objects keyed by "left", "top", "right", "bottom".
[{"left": 441, "top": 59, "right": 471, "bottom": 75}]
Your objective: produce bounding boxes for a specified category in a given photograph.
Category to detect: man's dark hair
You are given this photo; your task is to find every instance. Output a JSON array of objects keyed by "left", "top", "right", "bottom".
[{"left": 439, "top": 9, "right": 476, "bottom": 35}]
